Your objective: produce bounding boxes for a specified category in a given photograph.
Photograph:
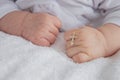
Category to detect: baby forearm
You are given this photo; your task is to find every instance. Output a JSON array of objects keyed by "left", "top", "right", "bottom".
[
  {"left": 97, "top": 23, "right": 120, "bottom": 56},
  {"left": 0, "top": 11, "right": 29, "bottom": 36}
]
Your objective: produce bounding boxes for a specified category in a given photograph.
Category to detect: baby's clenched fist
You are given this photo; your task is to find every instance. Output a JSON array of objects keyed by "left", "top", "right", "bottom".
[
  {"left": 21, "top": 13, "right": 61, "bottom": 46},
  {"left": 64, "top": 27, "right": 108, "bottom": 63}
]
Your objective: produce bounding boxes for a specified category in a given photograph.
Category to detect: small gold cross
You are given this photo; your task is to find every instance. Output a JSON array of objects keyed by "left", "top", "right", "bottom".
[{"left": 70, "top": 32, "right": 77, "bottom": 46}]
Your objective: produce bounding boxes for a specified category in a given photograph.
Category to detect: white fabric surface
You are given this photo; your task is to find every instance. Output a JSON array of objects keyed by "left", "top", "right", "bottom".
[{"left": 0, "top": 31, "right": 120, "bottom": 80}]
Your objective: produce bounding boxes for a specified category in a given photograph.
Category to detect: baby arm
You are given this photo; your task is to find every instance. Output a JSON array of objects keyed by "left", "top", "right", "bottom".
[
  {"left": 65, "top": 0, "right": 120, "bottom": 63},
  {"left": 0, "top": 11, "right": 61, "bottom": 46}
]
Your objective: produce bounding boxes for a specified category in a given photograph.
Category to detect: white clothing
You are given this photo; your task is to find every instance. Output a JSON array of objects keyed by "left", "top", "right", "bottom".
[{"left": 0, "top": 0, "right": 120, "bottom": 31}]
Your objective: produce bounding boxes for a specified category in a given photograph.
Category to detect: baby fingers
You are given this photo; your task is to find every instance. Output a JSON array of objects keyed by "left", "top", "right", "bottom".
[
  {"left": 66, "top": 39, "right": 84, "bottom": 49},
  {"left": 30, "top": 31, "right": 56, "bottom": 46},
  {"left": 72, "top": 53, "right": 92, "bottom": 63},
  {"left": 33, "top": 38, "right": 50, "bottom": 46},
  {"left": 66, "top": 46, "right": 86, "bottom": 58},
  {"left": 40, "top": 31, "right": 56, "bottom": 44}
]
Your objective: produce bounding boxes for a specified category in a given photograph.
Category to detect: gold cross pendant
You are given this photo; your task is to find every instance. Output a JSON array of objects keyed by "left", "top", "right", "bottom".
[{"left": 70, "top": 32, "right": 77, "bottom": 46}]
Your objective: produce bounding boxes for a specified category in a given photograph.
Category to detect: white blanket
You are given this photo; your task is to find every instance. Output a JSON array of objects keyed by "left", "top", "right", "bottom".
[{"left": 0, "top": 31, "right": 120, "bottom": 80}]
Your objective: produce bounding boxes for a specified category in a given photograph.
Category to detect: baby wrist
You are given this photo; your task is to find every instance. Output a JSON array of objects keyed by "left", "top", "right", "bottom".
[
  {"left": 0, "top": 11, "right": 30, "bottom": 36},
  {"left": 97, "top": 24, "right": 120, "bottom": 56}
]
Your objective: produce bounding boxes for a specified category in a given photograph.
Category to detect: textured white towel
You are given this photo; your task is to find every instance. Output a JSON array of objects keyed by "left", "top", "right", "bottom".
[{"left": 0, "top": 31, "right": 120, "bottom": 80}]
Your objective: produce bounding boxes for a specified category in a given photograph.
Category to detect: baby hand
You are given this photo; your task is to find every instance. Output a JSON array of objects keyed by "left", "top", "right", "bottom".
[
  {"left": 64, "top": 27, "right": 108, "bottom": 63},
  {"left": 21, "top": 13, "right": 61, "bottom": 46},
  {"left": 0, "top": 11, "right": 61, "bottom": 46}
]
